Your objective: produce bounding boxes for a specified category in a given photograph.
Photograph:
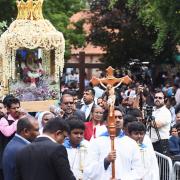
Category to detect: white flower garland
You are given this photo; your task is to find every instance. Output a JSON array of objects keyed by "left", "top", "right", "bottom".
[{"left": 0, "top": 19, "right": 65, "bottom": 86}]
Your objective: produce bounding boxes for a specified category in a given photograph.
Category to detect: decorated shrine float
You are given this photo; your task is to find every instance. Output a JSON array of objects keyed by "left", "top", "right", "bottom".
[{"left": 0, "top": 0, "right": 65, "bottom": 111}]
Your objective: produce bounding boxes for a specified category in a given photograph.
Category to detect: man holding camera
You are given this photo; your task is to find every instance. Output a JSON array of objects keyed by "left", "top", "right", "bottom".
[{"left": 148, "top": 90, "right": 171, "bottom": 154}]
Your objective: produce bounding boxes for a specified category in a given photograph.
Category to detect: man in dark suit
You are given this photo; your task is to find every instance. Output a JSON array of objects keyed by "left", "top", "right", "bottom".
[
  {"left": 60, "top": 94, "right": 85, "bottom": 121},
  {"left": 2, "top": 115, "right": 39, "bottom": 180},
  {"left": 15, "top": 117, "right": 75, "bottom": 180},
  {"left": 79, "top": 86, "right": 96, "bottom": 121}
]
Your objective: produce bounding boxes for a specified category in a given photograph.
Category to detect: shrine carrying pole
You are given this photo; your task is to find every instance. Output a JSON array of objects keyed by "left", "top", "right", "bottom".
[{"left": 90, "top": 66, "right": 132, "bottom": 179}]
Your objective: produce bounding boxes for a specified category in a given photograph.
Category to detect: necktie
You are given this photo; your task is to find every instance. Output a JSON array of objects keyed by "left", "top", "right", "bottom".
[
  {"left": 83, "top": 105, "right": 87, "bottom": 111},
  {"left": 81, "top": 104, "right": 89, "bottom": 118},
  {"left": 84, "top": 105, "right": 88, "bottom": 114}
]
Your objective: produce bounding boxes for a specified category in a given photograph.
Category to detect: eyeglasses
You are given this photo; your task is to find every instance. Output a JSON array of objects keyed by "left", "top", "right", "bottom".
[
  {"left": 94, "top": 111, "right": 103, "bottom": 115},
  {"left": 115, "top": 116, "right": 123, "bottom": 119},
  {"left": 63, "top": 102, "right": 74, "bottom": 105},
  {"left": 154, "top": 96, "right": 163, "bottom": 100}
]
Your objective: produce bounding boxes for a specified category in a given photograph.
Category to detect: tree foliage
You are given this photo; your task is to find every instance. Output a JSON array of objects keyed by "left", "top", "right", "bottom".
[
  {"left": 0, "top": 0, "right": 86, "bottom": 59},
  {"left": 88, "top": 0, "right": 176, "bottom": 66},
  {"left": 125, "top": 0, "right": 180, "bottom": 53}
]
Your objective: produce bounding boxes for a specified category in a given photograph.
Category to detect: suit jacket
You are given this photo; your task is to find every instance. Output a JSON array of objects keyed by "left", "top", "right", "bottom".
[
  {"left": 2, "top": 134, "right": 29, "bottom": 180},
  {"left": 73, "top": 109, "right": 86, "bottom": 121},
  {"left": 77, "top": 102, "right": 95, "bottom": 122},
  {"left": 15, "top": 137, "right": 75, "bottom": 180},
  {"left": 62, "top": 109, "right": 86, "bottom": 121}
]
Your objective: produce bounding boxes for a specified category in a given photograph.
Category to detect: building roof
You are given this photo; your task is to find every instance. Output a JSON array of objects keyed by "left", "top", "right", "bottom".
[{"left": 70, "top": 10, "right": 106, "bottom": 55}]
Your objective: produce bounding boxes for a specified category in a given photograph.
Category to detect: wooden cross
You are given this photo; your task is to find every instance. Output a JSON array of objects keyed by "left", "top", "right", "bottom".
[
  {"left": 90, "top": 66, "right": 132, "bottom": 179},
  {"left": 91, "top": 66, "right": 132, "bottom": 87}
]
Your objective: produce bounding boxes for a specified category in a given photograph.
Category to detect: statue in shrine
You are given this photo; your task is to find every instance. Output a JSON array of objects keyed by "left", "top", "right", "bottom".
[{"left": 21, "top": 54, "right": 44, "bottom": 87}]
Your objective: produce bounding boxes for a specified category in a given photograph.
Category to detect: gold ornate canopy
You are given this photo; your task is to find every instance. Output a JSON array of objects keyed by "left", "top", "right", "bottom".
[{"left": 0, "top": 0, "right": 65, "bottom": 89}]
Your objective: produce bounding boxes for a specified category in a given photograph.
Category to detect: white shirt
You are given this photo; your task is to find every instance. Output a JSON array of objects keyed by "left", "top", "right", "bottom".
[
  {"left": 93, "top": 86, "right": 104, "bottom": 99},
  {"left": 175, "top": 88, "right": 180, "bottom": 105},
  {"left": 90, "top": 125, "right": 107, "bottom": 141},
  {"left": 141, "top": 135, "right": 159, "bottom": 180},
  {"left": 124, "top": 89, "right": 136, "bottom": 98},
  {"left": 149, "top": 105, "right": 171, "bottom": 142},
  {"left": 84, "top": 135, "right": 144, "bottom": 180},
  {"left": 81, "top": 102, "right": 94, "bottom": 119},
  {"left": 66, "top": 140, "right": 89, "bottom": 179}
]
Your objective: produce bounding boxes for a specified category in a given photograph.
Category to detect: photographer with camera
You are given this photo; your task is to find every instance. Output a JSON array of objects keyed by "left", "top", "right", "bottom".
[{"left": 147, "top": 90, "right": 171, "bottom": 155}]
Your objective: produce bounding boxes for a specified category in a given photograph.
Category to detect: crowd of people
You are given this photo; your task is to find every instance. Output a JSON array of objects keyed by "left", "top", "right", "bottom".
[{"left": 0, "top": 70, "right": 180, "bottom": 180}]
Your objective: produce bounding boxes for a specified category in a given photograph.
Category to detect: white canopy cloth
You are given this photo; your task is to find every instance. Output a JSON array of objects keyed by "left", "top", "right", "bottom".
[{"left": 0, "top": 19, "right": 65, "bottom": 84}]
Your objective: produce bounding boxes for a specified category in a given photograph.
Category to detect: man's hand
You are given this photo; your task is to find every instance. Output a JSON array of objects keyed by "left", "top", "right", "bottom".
[
  {"left": 19, "top": 108, "right": 28, "bottom": 118},
  {"left": 106, "top": 150, "right": 116, "bottom": 163},
  {"left": 137, "top": 85, "right": 144, "bottom": 94}
]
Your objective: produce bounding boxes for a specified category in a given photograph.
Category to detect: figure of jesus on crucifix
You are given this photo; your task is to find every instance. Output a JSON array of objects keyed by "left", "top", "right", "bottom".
[
  {"left": 101, "top": 82, "right": 122, "bottom": 117},
  {"left": 91, "top": 66, "right": 131, "bottom": 116}
]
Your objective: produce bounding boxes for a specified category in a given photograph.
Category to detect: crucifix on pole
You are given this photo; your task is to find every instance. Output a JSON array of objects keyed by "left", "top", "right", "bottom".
[{"left": 90, "top": 66, "right": 132, "bottom": 179}]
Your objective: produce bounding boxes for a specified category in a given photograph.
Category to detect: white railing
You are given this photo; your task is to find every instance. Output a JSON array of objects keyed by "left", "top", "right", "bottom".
[
  {"left": 172, "top": 161, "right": 180, "bottom": 180},
  {"left": 155, "top": 151, "right": 173, "bottom": 180}
]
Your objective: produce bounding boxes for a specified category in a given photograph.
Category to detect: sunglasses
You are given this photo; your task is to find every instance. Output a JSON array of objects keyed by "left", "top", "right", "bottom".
[
  {"left": 63, "top": 102, "right": 74, "bottom": 105},
  {"left": 154, "top": 96, "right": 164, "bottom": 100},
  {"left": 115, "top": 116, "right": 123, "bottom": 119}
]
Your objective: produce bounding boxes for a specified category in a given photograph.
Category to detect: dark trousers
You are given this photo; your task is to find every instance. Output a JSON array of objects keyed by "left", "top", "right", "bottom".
[
  {"left": 152, "top": 139, "right": 169, "bottom": 155},
  {"left": 0, "top": 169, "right": 4, "bottom": 180},
  {"left": 153, "top": 140, "right": 169, "bottom": 180}
]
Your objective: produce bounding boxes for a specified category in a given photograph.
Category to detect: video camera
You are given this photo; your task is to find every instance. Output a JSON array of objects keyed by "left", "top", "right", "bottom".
[{"left": 143, "top": 105, "right": 154, "bottom": 122}]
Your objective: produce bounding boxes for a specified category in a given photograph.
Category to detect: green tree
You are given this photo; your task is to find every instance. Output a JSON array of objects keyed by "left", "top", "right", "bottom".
[
  {"left": 43, "top": 0, "right": 86, "bottom": 58},
  {"left": 126, "top": 0, "right": 180, "bottom": 53},
  {"left": 88, "top": 0, "right": 175, "bottom": 66},
  {"left": 0, "top": 0, "right": 16, "bottom": 23},
  {"left": 0, "top": 0, "right": 86, "bottom": 59},
  {"left": 88, "top": 0, "right": 158, "bottom": 66}
]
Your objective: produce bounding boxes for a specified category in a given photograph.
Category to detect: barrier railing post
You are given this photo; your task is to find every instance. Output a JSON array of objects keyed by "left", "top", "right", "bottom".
[
  {"left": 155, "top": 151, "right": 173, "bottom": 180},
  {"left": 172, "top": 161, "right": 180, "bottom": 180}
]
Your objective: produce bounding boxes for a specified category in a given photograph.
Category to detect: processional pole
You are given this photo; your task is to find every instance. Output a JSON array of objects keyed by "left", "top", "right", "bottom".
[{"left": 90, "top": 66, "right": 132, "bottom": 179}]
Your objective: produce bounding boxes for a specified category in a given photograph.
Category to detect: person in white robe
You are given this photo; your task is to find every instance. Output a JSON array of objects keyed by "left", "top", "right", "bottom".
[
  {"left": 64, "top": 119, "right": 89, "bottom": 180},
  {"left": 84, "top": 107, "right": 144, "bottom": 180},
  {"left": 37, "top": 111, "right": 55, "bottom": 134},
  {"left": 127, "top": 121, "right": 159, "bottom": 180}
]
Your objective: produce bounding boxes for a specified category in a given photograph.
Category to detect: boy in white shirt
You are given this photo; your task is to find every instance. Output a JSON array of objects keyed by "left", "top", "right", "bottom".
[
  {"left": 64, "top": 118, "right": 88, "bottom": 179},
  {"left": 127, "top": 121, "right": 159, "bottom": 180}
]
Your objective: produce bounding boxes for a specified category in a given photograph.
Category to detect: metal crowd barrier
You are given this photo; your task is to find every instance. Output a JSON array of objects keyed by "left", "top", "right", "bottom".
[
  {"left": 172, "top": 161, "right": 180, "bottom": 180},
  {"left": 155, "top": 151, "right": 173, "bottom": 180}
]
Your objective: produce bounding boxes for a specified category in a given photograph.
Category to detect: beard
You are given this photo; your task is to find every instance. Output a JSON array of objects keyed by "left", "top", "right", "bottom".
[{"left": 154, "top": 101, "right": 164, "bottom": 108}]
